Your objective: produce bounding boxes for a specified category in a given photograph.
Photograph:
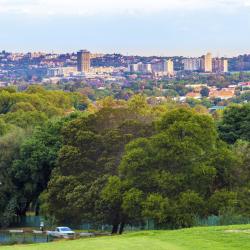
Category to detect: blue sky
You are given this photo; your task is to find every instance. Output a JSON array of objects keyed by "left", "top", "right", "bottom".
[{"left": 0, "top": 0, "right": 249, "bottom": 56}]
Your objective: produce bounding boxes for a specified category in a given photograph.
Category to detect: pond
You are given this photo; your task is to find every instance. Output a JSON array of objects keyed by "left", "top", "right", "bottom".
[{"left": 0, "top": 232, "right": 53, "bottom": 245}]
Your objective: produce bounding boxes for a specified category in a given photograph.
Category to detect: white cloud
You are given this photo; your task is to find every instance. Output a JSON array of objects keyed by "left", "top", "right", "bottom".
[
  {"left": 245, "top": 0, "right": 250, "bottom": 6},
  {"left": 0, "top": 0, "right": 248, "bottom": 16}
]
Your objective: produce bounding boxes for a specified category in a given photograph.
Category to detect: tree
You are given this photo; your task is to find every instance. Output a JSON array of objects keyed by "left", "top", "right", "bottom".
[
  {"left": 42, "top": 106, "right": 154, "bottom": 233},
  {"left": 200, "top": 87, "right": 210, "bottom": 97},
  {"left": 0, "top": 87, "right": 86, "bottom": 227},
  {"left": 100, "top": 176, "right": 125, "bottom": 234},
  {"left": 0, "top": 128, "right": 26, "bottom": 227},
  {"left": 176, "top": 191, "right": 204, "bottom": 227},
  {"left": 0, "top": 91, "right": 16, "bottom": 114},
  {"left": 208, "top": 190, "right": 237, "bottom": 215},
  {"left": 10, "top": 121, "right": 61, "bottom": 216},
  {"left": 118, "top": 108, "right": 237, "bottom": 228},
  {"left": 36, "top": 105, "right": 242, "bottom": 232},
  {"left": 9, "top": 114, "right": 79, "bottom": 218},
  {"left": 3, "top": 110, "right": 48, "bottom": 129},
  {"left": 219, "top": 104, "right": 250, "bottom": 144},
  {"left": 0, "top": 119, "right": 10, "bottom": 136},
  {"left": 142, "top": 194, "right": 170, "bottom": 224}
]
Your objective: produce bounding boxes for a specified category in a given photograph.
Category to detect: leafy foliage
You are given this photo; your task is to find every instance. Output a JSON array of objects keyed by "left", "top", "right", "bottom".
[
  {"left": 0, "top": 88, "right": 250, "bottom": 234},
  {"left": 219, "top": 104, "right": 250, "bottom": 144}
]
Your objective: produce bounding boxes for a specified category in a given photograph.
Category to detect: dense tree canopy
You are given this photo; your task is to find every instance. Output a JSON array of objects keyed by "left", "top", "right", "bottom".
[
  {"left": 0, "top": 87, "right": 250, "bottom": 234},
  {"left": 115, "top": 108, "right": 238, "bottom": 229},
  {"left": 219, "top": 104, "right": 250, "bottom": 144},
  {"left": 43, "top": 106, "right": 154, "bottom": 229},
  {"left": 42, "top": 107, "right": 243, "bottom": 233},
  {"left": 0, "top": 86, "right": 88, "bottom": 226}
]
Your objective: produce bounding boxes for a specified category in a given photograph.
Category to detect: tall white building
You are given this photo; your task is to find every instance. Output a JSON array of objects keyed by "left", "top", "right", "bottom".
[
  {"left": 183, "top": 54, "right": 228, "bottom": 73},
  {"left": 223, "top": 59, "right": 228, "bottom": 73},
  {"left": 164, "top": 59, "right": 174, "bottom": 75},
  {"left": 129, "top": 63, "right": 139, "bottom": 72},
  {"left": 129, "top": 60, "right": 174, "bottom": 75},
  {"left": 152, "top": 59, "right": 174, "bottom": 75},
  {"left": 142, "top": 63, "right": 152, "bottom": 73},
  {"left": 129, "top": 62, "right": 152, "bottom": 73},
  {"left": 47, "top": 67, "right": 77, "bottom": 77},
  {"left": 201, "top": 52, "right": 213, "bottom": 72}
]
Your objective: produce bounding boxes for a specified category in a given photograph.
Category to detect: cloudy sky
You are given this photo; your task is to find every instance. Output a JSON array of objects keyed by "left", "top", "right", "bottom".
[{"left": 0, "top": 0, "right": 249, "bottom": 56}]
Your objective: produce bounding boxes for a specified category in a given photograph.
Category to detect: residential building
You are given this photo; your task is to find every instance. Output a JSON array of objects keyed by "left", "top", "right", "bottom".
[
  {"left": 143, "top": 63, "right": 152, "bottom": 73},
  {"left": 129, "top": 64, "right": 139, "bottom": 72},
  {"left": 212, "top": 58, "right": 228, "bottom": 73},
  {"left": 47, "top": 67, "right": 77, "bottom": 77},
  {"left": 183, "top": 58, "right": 202, "bottom": 71},
  {"left": 129, "top": 63, "right": 138, "bottom": 73},
  {"left": 130, "top": 62, "right": 152, "bottom": 73},
  {"left": 77, "top": 50, "right": 91, "bottom": 72},
  {"left": 152, "top": 59, "right": 174, "bottom": 75},
  {"left": 164, "top": 59, "right": 174, "bottom": 75},
  {"left": 201, "top": 53, "right": 212, "bottom": 72}
]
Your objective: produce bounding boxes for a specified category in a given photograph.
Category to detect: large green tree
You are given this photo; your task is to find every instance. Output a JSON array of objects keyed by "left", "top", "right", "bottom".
[
  {"left": 0, "top": 128, "right": 26, "bottom": 227},
  {"left": 43, "top": 107, "right": 239, "bottom": 233},
  {"left": 117, "top": 108, "right": 238, "bottom": 229},
  {"left": 43, "top": 107, "right": 154, "bottom": 232},
  {"left": 219, "top": 104, "right": 250, "bottom": 144},
  {"left": 9, "top": 114, "right": 81, "bottom": 217}
]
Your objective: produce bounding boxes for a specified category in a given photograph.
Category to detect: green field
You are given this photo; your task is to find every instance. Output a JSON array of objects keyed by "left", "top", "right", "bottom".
[{"left": 2, "top": 225, "right": 250, "bottom": 250}]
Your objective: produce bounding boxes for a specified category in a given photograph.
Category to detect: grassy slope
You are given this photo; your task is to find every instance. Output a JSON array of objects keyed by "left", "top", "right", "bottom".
[{"left": 2, "top": 224, "right": 250, "bottom": 250}]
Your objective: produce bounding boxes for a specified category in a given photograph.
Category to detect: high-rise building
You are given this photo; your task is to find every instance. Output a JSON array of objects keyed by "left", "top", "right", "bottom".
[
  {"left": 164, "top": 59, "right": 174, "bottom": 75},
  {"left": 129, "top": 63, "right": 139, "bottom": 72},
  {"left": 151, "top": 59, "right": 174, "bottom": 75},
  {"left": 137, "top": 62, "right": 144, "bottom": 72},
  {"left": 151, "top": 61, "right": 162, "bottom": 73},
  {"left": 77, "top": 50, "right": 91, "bottom": 72},
  {"left": 212, "top": 58, "right": 228, "bottom": 73},
  {"left": 223, "top": 59, "right": 228, "bottom": 73},
  {"left": 201, "top": 53, "right": 212, "bottom": 72},
  {"left": 142, "top": 63, "right": 152, "bottom": 73},
  {"left": 129, "top": 62, "right": 152, "bottom": 73},
  {"left": 47, "top": 67, "right": 77, "bottom": 77},
  {"left": 183, "top": 58, "right": 202, "bottom": 71}
]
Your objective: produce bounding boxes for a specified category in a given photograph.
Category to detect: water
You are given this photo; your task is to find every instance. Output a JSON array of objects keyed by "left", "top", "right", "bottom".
[{"left": 0, "top": 232, "right": 53, "bottom": 245}]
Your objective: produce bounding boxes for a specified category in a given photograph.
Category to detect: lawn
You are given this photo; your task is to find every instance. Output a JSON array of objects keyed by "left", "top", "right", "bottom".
[{"left": 2, "top": 224, "right": 250, "bottom": 250}]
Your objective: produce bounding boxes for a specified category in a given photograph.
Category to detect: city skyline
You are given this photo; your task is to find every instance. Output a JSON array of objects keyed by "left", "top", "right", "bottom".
[
  {"left": 0, "top": 50, "right": 246, "bottom": 59},
  {"left": 0, "top": 0, "right": 249, "bottom": 56}
]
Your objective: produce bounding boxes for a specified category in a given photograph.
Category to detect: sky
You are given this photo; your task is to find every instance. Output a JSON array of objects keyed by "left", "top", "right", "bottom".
[{"left": 0, "top": 0, "right": 249, "bottom": 56}]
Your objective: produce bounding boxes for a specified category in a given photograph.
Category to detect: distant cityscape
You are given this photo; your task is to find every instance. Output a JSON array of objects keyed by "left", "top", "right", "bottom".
[
  {"left": 1, "top": 50, "right": 250, "bottom": 84},
  {"left": 1, "top": 49, "right": 250, "bottom": 105}
]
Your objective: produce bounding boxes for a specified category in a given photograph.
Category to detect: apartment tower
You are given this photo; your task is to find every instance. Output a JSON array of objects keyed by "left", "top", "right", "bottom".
[
  {"left": 77, "top": 50, "right": 91, "bottom": 72},
  {"left": 202, "top": 52, "right": 212, "bottom": 72}
]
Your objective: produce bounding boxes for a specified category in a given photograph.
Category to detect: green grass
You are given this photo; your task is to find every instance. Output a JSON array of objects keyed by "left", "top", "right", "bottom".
[{"left": 2, "top": 224, "right": 250, "bottom": 250}]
